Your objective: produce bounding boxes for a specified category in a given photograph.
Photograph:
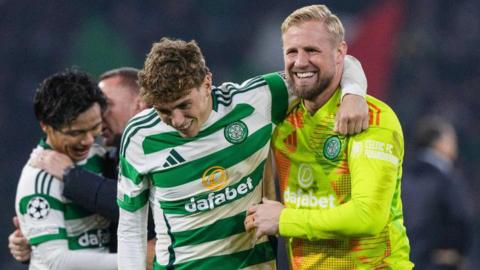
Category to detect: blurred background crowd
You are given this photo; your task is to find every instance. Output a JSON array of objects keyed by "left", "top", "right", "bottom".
[{"left": 1, "top": 0, "right": 479, "bottom": 269}]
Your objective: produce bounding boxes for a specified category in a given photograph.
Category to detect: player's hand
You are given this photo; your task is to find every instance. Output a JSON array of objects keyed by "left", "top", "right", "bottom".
[
  {"left": 8, "top": 216, "right": 31, "bottom": 262},
  {"left": 28, "top": 149, "right": 74, "bottom": 180},
  {"left": 246, "top": 198, "right": 284, "bottom": 239},
  {"left": 334, "top": 94, "right": 369, "bottom": 135}
]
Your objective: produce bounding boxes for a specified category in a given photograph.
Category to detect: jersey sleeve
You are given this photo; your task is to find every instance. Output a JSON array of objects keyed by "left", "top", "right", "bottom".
[
  {"left": 262, "top": 72, "right": 289, "bottom": 124},
  {"left": 340, "top": 55, "right": 367, "bottom": 98},
  {"left": 117, "top": 130, "right": 149, "bottom": 212},
  {"left": 279, "top": 126, "right": 403, "bottom": 239},
  {"left": 33, "top": 239, "right": 117, "bottom": 270},
  {"left": 16, "top": 169, "right": 68, "bottom": 245},
  {"left": 118, "top": 206, "right": 149, "bottom": 270},
  {"left": 117, "top": 125, "right": 150, "bottom": 269}
]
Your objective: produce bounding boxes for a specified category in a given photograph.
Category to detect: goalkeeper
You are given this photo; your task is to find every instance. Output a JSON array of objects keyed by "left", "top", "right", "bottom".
[{"left": 245, "top": 5, "right": 413, "bottom": 270}]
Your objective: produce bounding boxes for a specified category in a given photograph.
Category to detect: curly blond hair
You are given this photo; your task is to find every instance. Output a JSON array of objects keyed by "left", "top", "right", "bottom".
[{"left": 138, "top": 38, "right": 207, "bottom": 105}]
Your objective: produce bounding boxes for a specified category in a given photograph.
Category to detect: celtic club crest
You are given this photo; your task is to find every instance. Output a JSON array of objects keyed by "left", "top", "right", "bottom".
[
  {"left": 224, "top": 121, "right": 248, "bottom": 144},
  {"left": 323, "top": 136, "right": 341, "bottom": 160}
]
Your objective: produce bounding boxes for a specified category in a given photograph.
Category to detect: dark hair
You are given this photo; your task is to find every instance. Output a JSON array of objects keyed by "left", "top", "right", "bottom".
[
  {"left": 33, "top": 68, "right": 106, "bottom": 129},
  {"left": 99, "top": 67, "right": 140, "bottom": 94},
  {"left": 413, "top": 115, "right": 454, "bottom": 148}
]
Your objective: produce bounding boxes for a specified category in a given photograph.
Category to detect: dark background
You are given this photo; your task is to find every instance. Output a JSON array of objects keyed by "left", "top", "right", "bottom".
[{"left": 1, "top": 0, "right": 479, "bottom": 268}]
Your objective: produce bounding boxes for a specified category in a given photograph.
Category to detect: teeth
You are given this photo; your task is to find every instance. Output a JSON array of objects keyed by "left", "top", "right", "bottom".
[{"left": 295, "top": 72, "right": 315, "bottom": 78}]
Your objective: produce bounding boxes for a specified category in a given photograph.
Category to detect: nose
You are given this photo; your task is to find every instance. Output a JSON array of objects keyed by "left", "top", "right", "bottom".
[
  {"left": 170, "top": 110, "right": 186, "bottom": 128},
  {"left": 81, "top": 131, "right": 96, "bottom": 146},
  {"left": 295, "top": 51, "right": 309, "bottom": 68}
]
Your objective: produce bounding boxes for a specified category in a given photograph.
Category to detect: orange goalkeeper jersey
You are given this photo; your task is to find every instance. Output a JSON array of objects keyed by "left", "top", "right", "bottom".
[{"left": 272, "top": 89, "right": 413, "bottom": 269}]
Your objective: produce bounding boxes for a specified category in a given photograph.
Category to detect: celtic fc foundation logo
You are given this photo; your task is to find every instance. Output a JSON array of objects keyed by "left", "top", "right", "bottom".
[
  {"left": 224, "top": 121, "right": 248, "bottom": 144},
  {"left": 323, "top": 136, "right": 341, "bottom": 160}
]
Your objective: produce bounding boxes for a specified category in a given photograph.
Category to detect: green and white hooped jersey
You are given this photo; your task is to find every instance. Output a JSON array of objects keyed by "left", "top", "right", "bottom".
[
  {"left": 118, "top": 73, "right": 290, "bottom": 269},
  {"left": 15, "top": 140, "right": 111, "bottom": 269}
]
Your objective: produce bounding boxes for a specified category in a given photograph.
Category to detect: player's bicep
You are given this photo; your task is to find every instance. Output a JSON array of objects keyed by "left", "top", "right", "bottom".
[
  {"left": 18, "top": 192, "right": 67, "bottom": 245},
  {"left": 348, "top": 129, "right": 403, "bottom": 224}
]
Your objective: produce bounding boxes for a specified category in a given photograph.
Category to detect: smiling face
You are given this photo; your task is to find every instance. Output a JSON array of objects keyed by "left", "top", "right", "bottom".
[
  {"left": 155, "top": 75, "right": 212, "bottom": 138},
  {"left": 283, "top": 20, "right": 346, "bottom": 101},
  {"left": 43, "top": 103, "right": 102, "bottom": 161}
]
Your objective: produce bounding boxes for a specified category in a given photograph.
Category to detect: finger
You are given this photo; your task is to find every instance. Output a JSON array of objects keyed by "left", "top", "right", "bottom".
[
  {"left": 362, "top": 115, "right": 369, "bottom": 131},
  {"left": 354, "top": 117, "right": 363, "bottom": 134},
  {"left": 346, "top": 118, "right": 355, "bottom": 135},
  {"left": 255, "top": 228, "right": 264, "bottom": 239},
  {"left": 338, "top": 117, "right": 348, "bottom": 135},
  {"left": 333, "top": 113, "right": 340, "bottom": 133},
  {"left": 13, "top": 216, "right": 20, "bottom": 228},
  {"left": 246, "top": 205, "right": 258, "bottom": 215},
  {"left": 244, "top": 215, "right": 253, "bottom": 231}
]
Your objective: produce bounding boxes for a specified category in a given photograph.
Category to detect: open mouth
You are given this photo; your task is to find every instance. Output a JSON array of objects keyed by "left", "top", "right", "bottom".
[
  {"left": 177, "top": 120, "right": 193, "bottom": 132},
  {"left": 294, "top": 71, "right": 316, "bottom": 79},
  {"left": 73, "top": 148, "right": 89, "bottom": 159}
]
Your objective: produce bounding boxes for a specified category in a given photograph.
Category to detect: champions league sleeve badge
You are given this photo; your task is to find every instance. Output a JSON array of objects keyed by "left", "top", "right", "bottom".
[{"left": 27, "top": 196, "right": 50, "bottom": 220}]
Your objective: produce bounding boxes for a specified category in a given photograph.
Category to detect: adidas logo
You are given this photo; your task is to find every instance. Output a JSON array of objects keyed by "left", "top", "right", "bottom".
[{"left": 162, "top": 149, "right": 186, "bottom": 168}]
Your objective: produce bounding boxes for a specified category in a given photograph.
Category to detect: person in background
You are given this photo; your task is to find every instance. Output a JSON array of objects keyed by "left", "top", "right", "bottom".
[
  {"left": 14, "top": 68, "right": 117, "bottom": 269},
  {"left": 245, "top": 5, "right": 413, "bottom": 269},
  {"left": 402, "top": 115, "right": 473, "bottom": 270}
]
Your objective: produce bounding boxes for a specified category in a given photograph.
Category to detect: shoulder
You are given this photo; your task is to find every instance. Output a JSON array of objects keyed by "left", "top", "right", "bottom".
[
  {"left": 365, "top": 95, "right": 403, "bottom": 136},
  {"left": 120, "top": 108, "right": 163, "bottom": 157},
  {"left": 212, "top": 72, "right": 286, "bottom": 109}
]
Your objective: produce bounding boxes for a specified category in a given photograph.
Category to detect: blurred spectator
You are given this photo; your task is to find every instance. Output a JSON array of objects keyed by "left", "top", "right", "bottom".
[{"left": 402, "top": 116, "right": 473, "bottom": 270}]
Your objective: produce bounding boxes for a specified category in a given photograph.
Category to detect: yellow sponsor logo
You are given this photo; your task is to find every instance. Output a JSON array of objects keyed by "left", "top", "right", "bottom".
[{"left": 202, "top": 166, "right": 228, "bottom": 191}]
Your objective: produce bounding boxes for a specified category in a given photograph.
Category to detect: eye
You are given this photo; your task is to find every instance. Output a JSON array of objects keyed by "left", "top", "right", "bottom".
[
  {"left": 157, "top": 109, "right": 171, "bottom": 116},
  {"left": 178, "top": 103, "right": 192, "bottom": 110},
  {"left": 285, "top": 49, "right": 297, "bottom": 56},
  {"left": 306, "top": 47, "right": 321, "bottom": 54}
]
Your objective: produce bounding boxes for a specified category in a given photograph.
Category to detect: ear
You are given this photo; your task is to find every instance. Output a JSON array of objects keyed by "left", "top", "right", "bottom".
[
  {"left": 336, "top": 41, "right": 348, "bottom": 64},
  {"left": 39, "top": 121, "right": 48, "bottom": 133},
  {"left": 134, "top": 96, "right": 149, "bottom": 113},
  {"left": 204, "top": 72, "right": 213, "bottom": 95}
]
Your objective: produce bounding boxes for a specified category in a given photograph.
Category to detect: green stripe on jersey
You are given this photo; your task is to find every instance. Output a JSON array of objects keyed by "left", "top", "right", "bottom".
[
  {"left": 150, "top": 124, "right": 271, "bottom": 188},
  {"left": 117, "top": 189, "right": 149, "bottom": 212},
  {"left": 262, "top": 72, "right": 288, "bottom": 124},
  {"left": 172, "top": 211, "right": 247, "bottom": 247},
  {"left": 213, "top": 77, "right": 267, "bottom": 108},
  {"left": 64, "top": 203, "right": 94, "bottom": 220},
  {"left": 79, "top": 154, "right": 103, "bottom": 174},
  {"left": 19, "top": 194, "right": 64, "bottom": 215},
  {"left": 142, "top": 104, "right": 254, "bottom": 154},
  {"left": 29, "top": 228, "right": 67, "bottom": 245},
  {"left": 120, "top": 110, "right": 160, "bottom": 156},
  {"left": 67, "top": 228, "right": 111, "bottom": 250},
  {"left": 154, "top": 241, "right": 275, "bottom": 270},
  {"left": 159, "top": 161, "right": 265, "bottom": 215},
  {"left": 119, "top": 156, "right": 144, "bottom": 185},
  {"left": 19, "top": 194, "right": 95, "bottom": 220}
]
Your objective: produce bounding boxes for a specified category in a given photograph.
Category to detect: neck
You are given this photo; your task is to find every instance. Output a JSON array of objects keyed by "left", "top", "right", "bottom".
[{"left": 303, "top": 74, "right": 342, "bottom": 115}]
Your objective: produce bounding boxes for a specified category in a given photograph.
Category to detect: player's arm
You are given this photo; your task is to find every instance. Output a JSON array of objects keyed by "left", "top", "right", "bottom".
[
  {"left": 64, "top": 167, "right": 119, "bottom": 220},
  {"left": 117, "top": 151, "right": 150, "bottom": 270},
  {"left": 8, "top": 216, "right": 31, "bottom": 263},
  {"left": 34, "top": 240, "right": 117, "bottom": 270},
  {"left": 279, "top": 127, "right": 403, "bottom": 239},
  {"left": 29, "top": 149, "right": 120, "bottom": 220},
  {"left": 335, "top": 55, "right": 369, "bottom": 135}
]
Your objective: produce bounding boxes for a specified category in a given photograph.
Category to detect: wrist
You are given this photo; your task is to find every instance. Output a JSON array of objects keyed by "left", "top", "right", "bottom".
[{"left": 62, "top": 165, "right": 76, "bottom": 179}]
